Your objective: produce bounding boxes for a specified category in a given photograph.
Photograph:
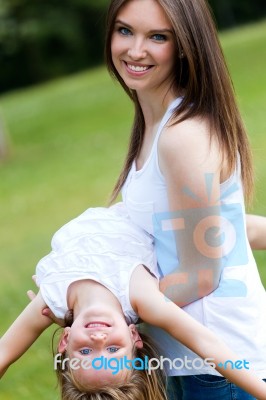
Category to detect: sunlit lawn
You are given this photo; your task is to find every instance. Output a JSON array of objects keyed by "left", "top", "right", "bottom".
[{"left": 0, "top": 19, "right": 266, "bottom": 399}]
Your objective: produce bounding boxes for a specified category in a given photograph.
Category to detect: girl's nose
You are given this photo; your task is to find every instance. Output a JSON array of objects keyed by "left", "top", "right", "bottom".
[
  {"left": 90, "top": 332, "right": 107, "bottom": 342},
  {"left": 127, "top": 38, "right": 147, "bottom": 60}
]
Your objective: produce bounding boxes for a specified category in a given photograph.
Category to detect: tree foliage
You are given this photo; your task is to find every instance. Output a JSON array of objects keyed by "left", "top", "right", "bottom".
[
  {"left": 0, "top": 0, "right": 265, "bottom": 93},
  {"left": 0, "top": 0, "right": 108, "bottom": 92},
  {"left": 208, "top": 0, "right": 266, "bottom": 28}
]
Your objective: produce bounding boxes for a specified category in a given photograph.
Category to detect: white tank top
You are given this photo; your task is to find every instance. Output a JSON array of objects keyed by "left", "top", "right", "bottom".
[{"left": 122, "top": 98, "right": 266, "bottom": 377}]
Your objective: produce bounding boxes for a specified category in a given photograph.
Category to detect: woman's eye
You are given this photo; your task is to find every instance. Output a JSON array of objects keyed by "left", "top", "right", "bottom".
[
  {"left": 118, "top": 27, "right": 132, "bottom": 36},
  {"left": 152, "top": 34, "right": 167, "bottom": 42},
  {"left": 107, "top": 347, "right": 119, "bottom": 353},
  {"left": 80, "top": 348, "right": 92, "bottom": 355}
]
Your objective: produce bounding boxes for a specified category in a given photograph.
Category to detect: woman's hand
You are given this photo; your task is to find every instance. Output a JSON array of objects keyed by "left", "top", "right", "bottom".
[
  {"left": 246, "top": 214, "right": 266, "bottom": 250},
  {"left": 27, "top": 276, "right": 65, "bottom": 327}
]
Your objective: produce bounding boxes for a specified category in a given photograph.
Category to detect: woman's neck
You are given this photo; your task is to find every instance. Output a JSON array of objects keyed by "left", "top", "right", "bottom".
[{"left": 137, "top": 88, "right": 178, "bottom": 128}]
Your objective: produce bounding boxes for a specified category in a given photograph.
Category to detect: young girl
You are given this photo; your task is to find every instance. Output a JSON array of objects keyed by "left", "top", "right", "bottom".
[
  {"left": 1, "top": 203, "right": 266, "bottom": 400},
  {"left": 105, "top": 0, "right": 266, "bottom": 398}
]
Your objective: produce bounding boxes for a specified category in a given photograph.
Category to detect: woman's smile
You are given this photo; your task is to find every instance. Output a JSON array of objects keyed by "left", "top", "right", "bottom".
[
  {"left": 124, "top": 61, "right": 153, "bottom": 75},
  {"left": 111, "top": 0, "right": 176, "bottom": 95}
]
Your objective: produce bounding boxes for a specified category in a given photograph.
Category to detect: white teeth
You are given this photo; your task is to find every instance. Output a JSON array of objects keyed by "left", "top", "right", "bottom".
[
  {"left": 87, "top": 323, "right": 108, "bottom": 328},
  {"left": 127, "top": 64, "right": 149, "bottom": 72}
]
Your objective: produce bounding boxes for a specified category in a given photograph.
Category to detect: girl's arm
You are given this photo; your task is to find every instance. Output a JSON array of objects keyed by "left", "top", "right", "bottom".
[
  {"left": 246, "top": 214, "right": 266, "bottom": 250},
  {"left": 131, "top": 266, "right": 266, "bottom": 400},
  {"left": 0, "top": 291, "right": 53, "bottom": 378}
]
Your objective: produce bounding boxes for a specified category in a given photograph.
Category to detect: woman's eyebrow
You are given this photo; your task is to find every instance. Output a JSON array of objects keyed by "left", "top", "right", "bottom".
[
  {"left": 114, "top": 19, "right": 133, "bottom": 28},
  {"left": 148, "top": 29, "right": 173, "bottom": 35},
  {"left": 115, "top": 19, "right": 173, "bottom": 34}
]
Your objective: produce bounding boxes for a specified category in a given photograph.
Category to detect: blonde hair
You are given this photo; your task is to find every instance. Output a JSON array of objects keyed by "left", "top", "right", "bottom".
[
  {"left": 105, "top": 0, "right": 253, "bottom": 204},
  {"left": 54, "top": 312, "right": 167, "bottom": 400}
]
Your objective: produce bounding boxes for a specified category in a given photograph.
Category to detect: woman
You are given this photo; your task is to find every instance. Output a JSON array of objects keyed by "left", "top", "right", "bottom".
[{"left": 105, "top": 0, "right": 266, "bottom": 398}]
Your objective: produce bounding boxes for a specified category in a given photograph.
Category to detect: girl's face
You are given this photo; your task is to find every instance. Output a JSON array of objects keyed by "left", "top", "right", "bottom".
[
  {"left": 111, "top": 0, "right": 177, "bottom": 97},
  {"left": 58, "top": 306, "right": 142, "bottom": 388}
]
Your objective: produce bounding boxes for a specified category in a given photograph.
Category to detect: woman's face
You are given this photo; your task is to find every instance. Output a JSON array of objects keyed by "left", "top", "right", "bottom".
[{"left": 111, "top": 0, "right": 177, "bottom": 97}]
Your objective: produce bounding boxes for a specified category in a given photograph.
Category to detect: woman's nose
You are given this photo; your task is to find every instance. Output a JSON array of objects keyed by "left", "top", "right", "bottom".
[{"left": 127, "top": 38, "right": 147, "bottom": 60}]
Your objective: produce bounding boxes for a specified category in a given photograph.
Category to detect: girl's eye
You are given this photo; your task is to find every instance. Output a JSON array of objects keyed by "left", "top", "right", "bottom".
[
  {"left": 152, "top": 34, "right": 167, "bottom": 42},
  {"left": 107, "top": 347, "right": 119, "bottom": 353},
  {"left": 118, "top": 27, "right": 132, "bottom": 36},
  {"left": 80, "top": 348, "right": 92, "bottom": 355}
]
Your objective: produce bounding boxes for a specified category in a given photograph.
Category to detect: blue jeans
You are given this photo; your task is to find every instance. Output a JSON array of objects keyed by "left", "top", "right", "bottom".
[{"left": 167, "top": 375, "right": 266, "bottom": 400}]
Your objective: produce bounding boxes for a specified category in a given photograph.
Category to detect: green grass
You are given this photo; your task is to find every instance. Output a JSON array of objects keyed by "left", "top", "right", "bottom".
[
  {"left": 0, "top": 19, "right": 266, "bottom": 399},
  {"left": 220, "top": 20, "right": 266, "bottom": 277},
  {"left": 0, "top": 66, "right": 133, "bottom": 399}
]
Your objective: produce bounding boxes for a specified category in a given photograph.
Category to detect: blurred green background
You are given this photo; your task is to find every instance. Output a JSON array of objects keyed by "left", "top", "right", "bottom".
[
  {"left": 0, "top": 3, "right": 266, "bottom": 399},
  {"left": 0, "top": 0, "right": 266, "bottom": 93}
]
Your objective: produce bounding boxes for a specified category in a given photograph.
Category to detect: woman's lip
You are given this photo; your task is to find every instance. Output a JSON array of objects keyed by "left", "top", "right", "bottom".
[{"left": 124, "top": 61, "right": 153, "bottom": 74}]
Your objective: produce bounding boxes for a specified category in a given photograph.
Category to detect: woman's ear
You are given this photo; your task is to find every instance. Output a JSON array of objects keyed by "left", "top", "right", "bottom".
[
  {"left": 129, "top": 324, "right": 143, "bottom": 349},
  {"left": 58, "top": 327, "right": 71, "bottom": 353}
]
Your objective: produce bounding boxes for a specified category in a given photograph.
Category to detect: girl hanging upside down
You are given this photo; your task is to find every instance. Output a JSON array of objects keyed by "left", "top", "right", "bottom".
[{"left": 1, "top": 203, "right": 266, "bottom": 400}]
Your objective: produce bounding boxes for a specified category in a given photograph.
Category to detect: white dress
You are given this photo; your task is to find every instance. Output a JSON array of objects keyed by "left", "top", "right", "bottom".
[{"left": 36, "top": 203, "right": 159, "bottom": 324}]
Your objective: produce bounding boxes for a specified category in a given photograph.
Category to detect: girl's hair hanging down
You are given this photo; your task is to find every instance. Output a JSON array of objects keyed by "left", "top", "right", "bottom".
[{"left": 105, "top": 0, "right": 253, "bottom": 204}]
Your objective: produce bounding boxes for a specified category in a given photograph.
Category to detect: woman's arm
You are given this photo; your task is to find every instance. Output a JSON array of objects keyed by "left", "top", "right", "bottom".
[
  {"left": 158, "top": 117, "right": 224, "bottom": 306},
  {"left": 246, "top": 214, "right": 266, "bottom": 250},
  {"left": 0, "top": 291, "right": 53, "bottom": 378},
  {"left": 132, "top": 267, "right": 266, "bottom": 400}
]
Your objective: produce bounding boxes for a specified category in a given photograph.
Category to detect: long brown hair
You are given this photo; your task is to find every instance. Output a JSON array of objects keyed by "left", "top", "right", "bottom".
[{"left": 105, "top": 0, "right": 253, "bottom": 204}]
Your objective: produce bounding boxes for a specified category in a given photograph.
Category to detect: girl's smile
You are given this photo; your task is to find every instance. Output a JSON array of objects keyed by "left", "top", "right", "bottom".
[{"left": 85, "top": 322, "right": 111, "bottom": 328}]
